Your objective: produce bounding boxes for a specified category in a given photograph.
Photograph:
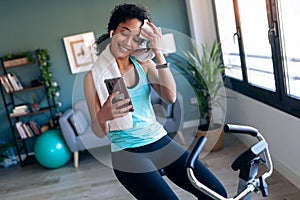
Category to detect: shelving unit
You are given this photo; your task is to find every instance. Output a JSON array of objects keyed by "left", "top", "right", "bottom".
[{"left": 0, "top": 50, "right": 56, "bottom": 166}]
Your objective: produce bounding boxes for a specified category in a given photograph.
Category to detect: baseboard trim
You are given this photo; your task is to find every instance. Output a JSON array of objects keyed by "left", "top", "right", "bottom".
[
  {"left": 183, "top": 120, "right": 199, "bottom": 129},
  {"left": 273, "top": 158, "right": 300, "bottom": 190}
]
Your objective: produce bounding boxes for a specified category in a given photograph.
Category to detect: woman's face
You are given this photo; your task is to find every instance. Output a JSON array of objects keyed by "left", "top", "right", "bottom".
[{"left": 110, "top": 18, "right": 143, "bottom": 58}]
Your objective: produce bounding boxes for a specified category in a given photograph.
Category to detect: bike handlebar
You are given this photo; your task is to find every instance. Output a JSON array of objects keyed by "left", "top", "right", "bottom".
[
  {"left": 224, "top": 124, "right": 258, "bottom": 137},
  {"left": 186, "top": 123, "right": 273, "bottom": 200},
  {"left": 186, "top": 136, "right": 207, "bottom": 170}
]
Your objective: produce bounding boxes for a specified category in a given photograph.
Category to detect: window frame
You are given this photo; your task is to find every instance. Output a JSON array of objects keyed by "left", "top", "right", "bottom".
[{"left": 212, "top": 0, "right": 300, "bottom": 119}]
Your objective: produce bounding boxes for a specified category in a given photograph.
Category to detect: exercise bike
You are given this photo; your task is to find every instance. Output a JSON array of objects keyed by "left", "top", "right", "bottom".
[{"left": 186, "top": 124, "right": 273, "bottom": 200}]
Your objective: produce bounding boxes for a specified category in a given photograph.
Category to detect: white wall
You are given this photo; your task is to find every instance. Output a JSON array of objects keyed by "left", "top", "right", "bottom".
[
  {"left": 186, "top": 0, "right": 300, "bottom": 189},
  {"left": 185, "top": 0, "right": 217, "bottom": 47},
  {"left": 226, "top": 89, "right": 300, "bottom": 188}
]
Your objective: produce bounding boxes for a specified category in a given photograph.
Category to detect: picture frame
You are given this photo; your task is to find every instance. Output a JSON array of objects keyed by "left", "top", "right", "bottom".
[{"left": 63, "top": 32, "right": 97, "bottom": 74}]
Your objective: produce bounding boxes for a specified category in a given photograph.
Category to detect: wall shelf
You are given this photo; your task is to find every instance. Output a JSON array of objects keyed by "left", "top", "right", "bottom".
[{"left": 0, "top": 50, "right": 56, "bottom": 167}]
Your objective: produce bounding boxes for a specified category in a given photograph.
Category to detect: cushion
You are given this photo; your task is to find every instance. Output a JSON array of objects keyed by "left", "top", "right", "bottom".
[
  {"left": 162, "top": 101, "right": 173, "bottom": 118},
  {"left": 73, "top": 100, "right": 91, "bottom": 122},
  {"left": 152, "top": 104, "right": 167, "bottom": 126},
  {"left": 69, "top": 110, "right": 88, "bottom": 135}
]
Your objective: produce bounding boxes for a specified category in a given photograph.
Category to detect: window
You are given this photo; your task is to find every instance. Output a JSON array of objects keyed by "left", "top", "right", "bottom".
[
  {"left": 213, "top": 0, "right": 300, "bottom": 118},
  {"left": 214, "top": 0, "right": 242, "bottom": 80},
  {"left": 278, "top": 0, "right": 300, "bottom": 99}
]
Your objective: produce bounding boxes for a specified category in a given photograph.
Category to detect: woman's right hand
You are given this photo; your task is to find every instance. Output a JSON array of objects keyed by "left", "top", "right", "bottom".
[{"left": 97, "top": 91, "right": 133, "bottom": 123}]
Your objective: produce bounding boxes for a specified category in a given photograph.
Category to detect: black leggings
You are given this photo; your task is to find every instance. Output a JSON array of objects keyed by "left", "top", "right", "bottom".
[{"left": 112, "top": 135, "right": 227, "bottom": 200}]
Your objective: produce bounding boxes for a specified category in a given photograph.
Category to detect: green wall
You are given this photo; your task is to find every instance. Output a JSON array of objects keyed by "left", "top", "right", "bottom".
[{"left": 0, "top": 0, "right": 197, "bottom": 142}]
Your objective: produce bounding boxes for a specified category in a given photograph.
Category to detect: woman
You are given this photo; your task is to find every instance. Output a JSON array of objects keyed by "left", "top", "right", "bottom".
[{"left": 84, "top": 3, "right": 227, "bottom": 200}]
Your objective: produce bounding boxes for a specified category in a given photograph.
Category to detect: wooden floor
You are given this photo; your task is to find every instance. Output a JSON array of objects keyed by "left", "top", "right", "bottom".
[{"left": 1, "top": 131, "right": 300, "bottom": 200}]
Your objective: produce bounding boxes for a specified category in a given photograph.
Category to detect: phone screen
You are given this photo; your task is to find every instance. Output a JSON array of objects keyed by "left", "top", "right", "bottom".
[{"left": 104, "top": 77, "right": 134, "bottom": 112}]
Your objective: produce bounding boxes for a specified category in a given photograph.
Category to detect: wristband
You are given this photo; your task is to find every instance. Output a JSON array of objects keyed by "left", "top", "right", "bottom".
[{"left": 156, "top": 63, "right": 170, "bottom": 69}]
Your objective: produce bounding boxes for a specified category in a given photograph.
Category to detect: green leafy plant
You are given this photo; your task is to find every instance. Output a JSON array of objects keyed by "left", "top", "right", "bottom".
[
  {"left": 175, "top": 41, "right": 225, "bottom": 128},
  {"left": 35, "top": 49, "right": 61, "bottom": 116},
  {"left": 2, "top": 51, "right": 35, "bottom": 62},
  {"left": 31, "top": 94, "right": 39, "bottom": 111},
  {"left": 32, "top": 94, "right": 38, "bottom": 104}
]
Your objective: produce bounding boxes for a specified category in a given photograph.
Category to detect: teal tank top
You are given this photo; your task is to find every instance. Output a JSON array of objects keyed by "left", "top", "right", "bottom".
[{"left": 109, "top": 56, "right": 167, "bottom": 152}]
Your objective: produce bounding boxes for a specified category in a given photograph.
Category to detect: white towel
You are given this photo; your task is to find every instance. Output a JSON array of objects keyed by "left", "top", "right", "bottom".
[
  {"left": 91, "top": 44, "right": 133, "bottom": 131},
  {"left": 131, "top": 40, "right": 155, "bottom": 62}
]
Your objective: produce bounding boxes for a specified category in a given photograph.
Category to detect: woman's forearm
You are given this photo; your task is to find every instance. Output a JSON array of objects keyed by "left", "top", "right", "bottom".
[
  {"left": 154, "top": 52, "right": 177, "bottom": 103},
  {"left": 91, "top": 112, "right": 109, "bottom": 138}
]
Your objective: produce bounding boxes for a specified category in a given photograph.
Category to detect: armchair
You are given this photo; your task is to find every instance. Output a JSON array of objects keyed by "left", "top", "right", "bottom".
[{"left": 59, "top": 100, "right": 111, "bottom": 168}]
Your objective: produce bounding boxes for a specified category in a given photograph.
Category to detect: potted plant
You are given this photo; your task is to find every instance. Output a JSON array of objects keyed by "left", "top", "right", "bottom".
[
  {"left": 175, "top": 41, "right": 226, "bottom": 151},
  {"left": 31, "top": 94, "right": 39, "bottom": 111},
  {"left": 2, "top": 51, "right": 34, "bottom": 68}
]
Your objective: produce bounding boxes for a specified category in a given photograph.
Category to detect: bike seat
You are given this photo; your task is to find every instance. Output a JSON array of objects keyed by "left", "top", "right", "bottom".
[{"left": 232, "top": 140, "right": 268, "bottom": 171}]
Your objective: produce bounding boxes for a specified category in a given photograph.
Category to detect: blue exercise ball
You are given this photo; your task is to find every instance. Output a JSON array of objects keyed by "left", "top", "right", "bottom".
[{"left": 34, "top": 129, "right": 71, "bottom": 169}]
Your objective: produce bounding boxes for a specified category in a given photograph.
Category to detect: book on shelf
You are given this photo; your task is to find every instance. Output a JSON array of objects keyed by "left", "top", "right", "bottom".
[
  {"left": 15, "top": 121, "right": 27, "bottom": 139},
  {"left": 0, "top": 75, "right": 14, "bottom": 93},
  {"left": 10, "top": 105, "right": 30, "bottom": 117},
  {"left": 13, "top": 105, "right": 29, "bottom": 112},
  {"left": 15, "top": 121, "right": 41, "bottom": 139},
  {"left": 6, "top": 73, "right": 23, "bottom": 91},
  {"left": 29, "top": 121, "right": 41, "bottom": 136},
  {"left": 27, "top": 124, "right": 35, "bottom": 137},
  {"left": 7, "top": 73, "right": 19, "bottom": 91},
  {"left": 22, "top": 123, "right": 34, "bottom": 138},
  {"left": 12, "top": 73, "right": 23, "bottom": 90},
  {"left": 9, "top": 110, "right": 30, "bottom": 117}
]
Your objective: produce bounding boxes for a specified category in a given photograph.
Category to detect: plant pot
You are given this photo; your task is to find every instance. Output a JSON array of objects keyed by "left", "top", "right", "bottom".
[
  {"left": 197, "top": 123, "right": 224, "bottom": 152},
  {"left": 3, "top": 57, "right": 29, "bottom": 68},
  {"left": 32, "top": 103, "right": 39, "bottom": 111}
]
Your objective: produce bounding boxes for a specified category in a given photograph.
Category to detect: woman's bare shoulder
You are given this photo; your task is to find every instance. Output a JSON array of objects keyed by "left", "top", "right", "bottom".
[
  {"left": 84, "top": 71, "right": 95, "bottom": 92},
  {"left": 84, "top": 71, "right": 93, "bottom": 84},
  {"left": 139, "top": 59, "right": 155, "bottom": 73}
]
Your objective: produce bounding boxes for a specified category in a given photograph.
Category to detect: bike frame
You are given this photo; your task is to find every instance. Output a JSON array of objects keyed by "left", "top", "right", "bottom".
[{"left": 186, "top": 124, "right": 273, "bottom": 200}]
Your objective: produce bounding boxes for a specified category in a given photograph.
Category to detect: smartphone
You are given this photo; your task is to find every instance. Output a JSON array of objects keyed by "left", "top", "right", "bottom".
[{"left": 104, "top": 77, "right": 134, "bottom": 112}]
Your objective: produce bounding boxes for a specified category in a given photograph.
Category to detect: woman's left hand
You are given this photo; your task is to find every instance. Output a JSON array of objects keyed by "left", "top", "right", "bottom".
[{"left": 140, "top": 21, "right": 162, "bottom": 55}]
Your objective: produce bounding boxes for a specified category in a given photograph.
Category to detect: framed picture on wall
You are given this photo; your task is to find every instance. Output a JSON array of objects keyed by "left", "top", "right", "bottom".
[{"left": 63, "top": 32, "right": 97, "bottom": 74}]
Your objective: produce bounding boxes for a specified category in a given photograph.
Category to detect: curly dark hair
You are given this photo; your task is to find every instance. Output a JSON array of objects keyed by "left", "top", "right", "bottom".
[{"left": 95, "top": 4, "right": 151, "bottom": 55}]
